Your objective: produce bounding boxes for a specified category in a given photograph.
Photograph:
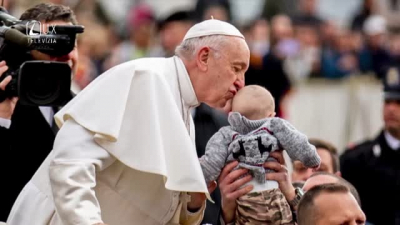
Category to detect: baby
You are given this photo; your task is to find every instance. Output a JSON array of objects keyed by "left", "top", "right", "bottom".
[{"left": 200, "top": 85, "right": 320, "bottom": 225}]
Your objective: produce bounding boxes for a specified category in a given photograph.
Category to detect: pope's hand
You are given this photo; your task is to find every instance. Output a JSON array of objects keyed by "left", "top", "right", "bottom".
[{"left": 187, "top": 181, "right": 217, "bottom": 211}]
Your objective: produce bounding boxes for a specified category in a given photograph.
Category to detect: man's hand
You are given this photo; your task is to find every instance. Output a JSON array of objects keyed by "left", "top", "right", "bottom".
[
  {"left": 219, "top": 161, "right": 253, "bottom": 223},
  {"left": 0, "top": 61, "right": 18, "bottom": 119},
  {"left": 187, "top": 181, "right": 218, "bottom": 211},
  {"left": 264, "top": 150, "right": 296, "bottom": 203}
]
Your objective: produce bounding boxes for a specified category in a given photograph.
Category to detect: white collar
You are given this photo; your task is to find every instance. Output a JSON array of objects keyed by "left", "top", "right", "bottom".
[
  {"left": 173, "top": 56, "right": 199, "bottom": 108},
  {"left": 39, "top": 106, "right": 54, "bottom": 126},
  {"left": 384, "top": 131, "right": 400, "bottom": 150}
]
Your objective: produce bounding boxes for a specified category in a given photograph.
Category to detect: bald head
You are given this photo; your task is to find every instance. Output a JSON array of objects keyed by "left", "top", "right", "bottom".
[
  {"left": 298, "top": 183, "right": 365, "bottom": 225},
  {"left": 303, "top": 173, "right": 338, "bottom": 192},
  {"left": 231, "top": 85, "right": 275, "bottom": 120},
  {"left": 303, "top": 172, "right": 361, "bottom": 206}
]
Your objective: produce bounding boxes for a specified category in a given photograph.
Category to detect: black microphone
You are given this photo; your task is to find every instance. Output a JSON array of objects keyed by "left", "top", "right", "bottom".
[{"left": 0, "top": 26, "right": 30, "bottom": 47}]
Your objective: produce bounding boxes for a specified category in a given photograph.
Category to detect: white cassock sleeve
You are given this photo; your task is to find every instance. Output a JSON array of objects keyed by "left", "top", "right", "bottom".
[{"left": 49, "top": 118, "right": 116, "bottom": 225}]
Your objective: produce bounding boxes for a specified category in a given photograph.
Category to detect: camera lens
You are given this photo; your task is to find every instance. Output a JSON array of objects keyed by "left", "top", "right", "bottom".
[
  {"left": 26, "top": 72, "right": 61, "bottom": 105},
  {"left": 18, "top": 61, "right": 72, "bottom": 106}
]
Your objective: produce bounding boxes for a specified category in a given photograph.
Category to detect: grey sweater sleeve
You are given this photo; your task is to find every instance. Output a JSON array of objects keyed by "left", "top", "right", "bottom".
[
  {"left": 269, "top": 118, "right": 320, "bottom": 168},
  {"left": 199, "top": 126, "right": 234, "bottom": 184}
]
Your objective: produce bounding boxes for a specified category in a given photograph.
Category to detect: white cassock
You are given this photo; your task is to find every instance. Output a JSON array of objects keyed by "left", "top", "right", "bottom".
[{"left": 7, "top": 56, "right": 210, "bottom": 225}]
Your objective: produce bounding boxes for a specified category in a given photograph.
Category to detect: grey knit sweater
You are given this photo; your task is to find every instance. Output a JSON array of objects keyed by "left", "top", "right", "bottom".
[{"left": 199, "top": 112, "right": 321, "bottom": 184}]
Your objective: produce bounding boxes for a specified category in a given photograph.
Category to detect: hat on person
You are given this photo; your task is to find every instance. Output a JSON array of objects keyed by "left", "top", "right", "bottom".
[
  {"left": 363, "top": 15, "right": 387, "bottom": 36},
  {"left": 128, "top": 4, "right": 155, "bottom": 29},
  {"left": 183, "top": 18, "right": 244, "bottom": 41},
  {"left": 383, "top": 67, "right": 400, "bottom": 100},
  {"left": 158, "top": 10, "right": 193, "bottom": 31}
]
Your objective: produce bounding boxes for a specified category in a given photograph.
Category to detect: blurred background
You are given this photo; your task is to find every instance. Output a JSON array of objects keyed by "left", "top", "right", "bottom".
[{"left": 4, "top": 0, "right": 400, "bottom": 153}]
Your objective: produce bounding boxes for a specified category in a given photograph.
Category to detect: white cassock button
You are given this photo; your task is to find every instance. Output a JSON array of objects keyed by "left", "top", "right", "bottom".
[{"left": 373, "top": 144, "right": 381, "bottom": 157}]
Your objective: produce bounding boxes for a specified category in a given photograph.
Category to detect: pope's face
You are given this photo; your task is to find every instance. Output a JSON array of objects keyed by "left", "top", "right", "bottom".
[{"left": 203, "top": 37, "right": 250, "bottom": 110}]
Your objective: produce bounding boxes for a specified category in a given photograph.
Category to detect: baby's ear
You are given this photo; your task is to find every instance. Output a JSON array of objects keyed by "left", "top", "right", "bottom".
[{"left": 271, "top": 112, "right": 276, "bottom": 117}]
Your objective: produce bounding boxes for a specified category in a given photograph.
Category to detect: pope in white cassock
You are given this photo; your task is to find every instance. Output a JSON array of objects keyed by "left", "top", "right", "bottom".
[{"left": 6, "top": 19, "right": 250, "bottom": 225}]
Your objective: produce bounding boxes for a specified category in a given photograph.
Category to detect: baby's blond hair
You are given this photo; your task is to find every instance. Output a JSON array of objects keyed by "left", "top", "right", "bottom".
[{"left": 232, "top": 85, "right": 275, "bottom": 120}]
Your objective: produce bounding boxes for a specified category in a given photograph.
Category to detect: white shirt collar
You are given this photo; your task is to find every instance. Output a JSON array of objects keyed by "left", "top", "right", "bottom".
[
  {"left": 384, "top": 131, "right": 400, "bottom": 150},
  {"left": 173, "top": 56, "right": 199, "bottom": 108},
  {"left": 39, "top": 106, "right": 54, "bottom": 126}
]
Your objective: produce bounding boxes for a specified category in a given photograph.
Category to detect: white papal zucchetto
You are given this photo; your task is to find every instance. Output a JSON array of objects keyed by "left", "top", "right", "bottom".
[{"left": 183, "top": 19, "right": 245, "bottom": 41}]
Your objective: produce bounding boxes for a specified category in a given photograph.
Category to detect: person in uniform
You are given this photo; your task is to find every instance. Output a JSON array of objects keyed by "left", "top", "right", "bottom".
[{"left": 340, "top": 66, "right": 400, "bottom": 225}]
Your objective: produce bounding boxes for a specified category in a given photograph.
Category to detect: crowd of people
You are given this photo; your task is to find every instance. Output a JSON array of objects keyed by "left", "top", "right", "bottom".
[
  {"left": 5, "top": 0, "right": 399, "bottom": 117},
  {"left": 0, "top": 0, "right": 400, "bottom": 225}
]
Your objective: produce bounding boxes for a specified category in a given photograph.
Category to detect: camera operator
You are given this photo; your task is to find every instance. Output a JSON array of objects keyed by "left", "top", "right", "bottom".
[{"left": 0, "top": 3, "right": 79, "bottom": 221}]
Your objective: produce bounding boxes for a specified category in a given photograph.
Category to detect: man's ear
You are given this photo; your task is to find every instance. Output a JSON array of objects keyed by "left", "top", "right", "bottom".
[{"left": 196, "top": 46, "right": 210, "bottom": 72}]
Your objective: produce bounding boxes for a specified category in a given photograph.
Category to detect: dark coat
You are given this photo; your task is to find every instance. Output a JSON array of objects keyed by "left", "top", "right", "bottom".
[
  {"left": 245, "top": 52, "right": 291, "bottom": 117},
  {"left": 340, "top": 131, "right": 400, "bottom": 225},
  {"left": 0, "top": 103, "right": 58, "bottom": 221},
  {"left": 194, "top": 103, "right": 228, "bottom": 225}
]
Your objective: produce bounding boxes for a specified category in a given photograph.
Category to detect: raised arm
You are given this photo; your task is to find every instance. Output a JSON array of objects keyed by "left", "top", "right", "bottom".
[
  {"left": 199, "top": 127, "right": 234, "bottom": 184},
  {"left": 269, "top": 118, "right": 320, "bottom": 168}
]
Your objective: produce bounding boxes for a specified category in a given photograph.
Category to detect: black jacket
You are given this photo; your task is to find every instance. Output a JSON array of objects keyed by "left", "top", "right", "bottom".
[
  {"left": 0, "top": 103, "right": 58, "bottom": 220},
  {"left": 194, "top": 104, "right": 228, "bottom": 225},
  {"left": 245, "top": 52, "right": 291, "bottom": 117},
  {"left": 340, "top": 131, "right": 400, "bottom": 225}
]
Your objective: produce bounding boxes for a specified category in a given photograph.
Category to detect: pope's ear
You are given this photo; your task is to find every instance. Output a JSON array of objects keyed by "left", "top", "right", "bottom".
[{"left": 196, "top": 46, "right": 210, "bottom": 72}]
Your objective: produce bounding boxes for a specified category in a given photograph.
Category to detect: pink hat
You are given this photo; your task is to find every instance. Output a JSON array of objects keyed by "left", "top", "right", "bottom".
[{"left": 128, "top": 4, "right": 155, "bottom": 29}]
